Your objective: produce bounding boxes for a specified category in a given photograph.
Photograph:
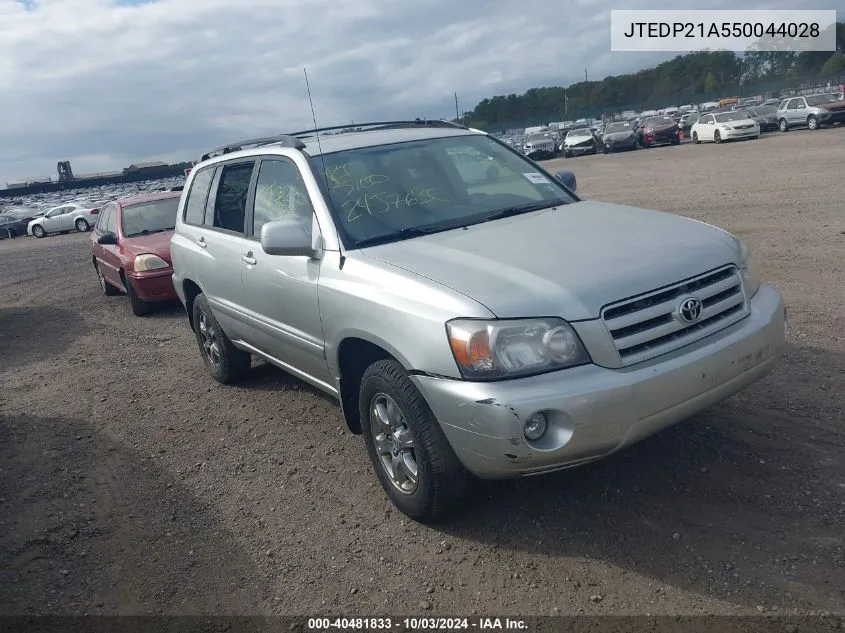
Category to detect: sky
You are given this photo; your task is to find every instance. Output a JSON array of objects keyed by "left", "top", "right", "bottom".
[{"left": 0, "top": 0, "right": 838, "bottom": 184}]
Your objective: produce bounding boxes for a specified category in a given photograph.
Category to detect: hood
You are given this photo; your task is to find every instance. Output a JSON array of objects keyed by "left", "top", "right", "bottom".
[
  {"left": 122, "top": 230, "right": 175, "bottom": 263},
  {"left": 604, "top": 131, "right": 634, "bottom": 139},
  {"left": 820, "top": 101, "right": 845, "bottom": 113},
  {"left": 360, "top": 200, "right": 739, "bottom": 321}
]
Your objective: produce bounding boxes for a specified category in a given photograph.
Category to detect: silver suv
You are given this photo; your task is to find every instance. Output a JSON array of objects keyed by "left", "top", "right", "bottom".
[
  {"left": 170, "top": 121, "right": 786, "bottom": 522},
  {"left": 776, "top": 93, "right": 845, "bottom": 131}
]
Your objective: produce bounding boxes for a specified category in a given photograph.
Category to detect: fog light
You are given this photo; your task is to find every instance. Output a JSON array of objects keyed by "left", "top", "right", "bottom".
[{"left": 524, "top": 413, "right": 547, "bottom": 441}]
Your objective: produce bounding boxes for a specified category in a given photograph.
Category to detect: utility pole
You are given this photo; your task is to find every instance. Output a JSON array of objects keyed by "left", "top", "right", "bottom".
[
  {"left": 585, "top": 68, "right": 588, "bottom": 82},
  {"left": 564, "top": 89, "right": 568, "bottom": 115},
  {"left": 454, "top": 92, "right": 459, "bottom": 121}
]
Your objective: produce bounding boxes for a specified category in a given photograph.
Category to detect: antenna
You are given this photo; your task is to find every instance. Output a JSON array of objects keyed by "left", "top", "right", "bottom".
[{"left": 304, "top": 67, "right": 345, "bottom": 268}]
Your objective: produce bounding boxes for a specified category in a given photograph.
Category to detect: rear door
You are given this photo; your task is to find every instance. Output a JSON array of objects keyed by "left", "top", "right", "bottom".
[
  {"left": 786, "top": 98, "right": 805, "bottom": 125},
  {"left": 193, "top": 159, "right": 256, "bottom": 340},
  {"left": 239, "top": 155, "right": 331, "bottom": 387}
]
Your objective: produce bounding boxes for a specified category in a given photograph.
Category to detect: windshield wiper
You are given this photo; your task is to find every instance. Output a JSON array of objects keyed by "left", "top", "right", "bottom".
[
  {"left": 480, "top": 200, "right": 566, "bottom": 222},
  {"left": 353, "top": 221, "right": 468, "bottom": 249},
  {"left": 127, "top": 228, "right": 172, "bottom": 237}
]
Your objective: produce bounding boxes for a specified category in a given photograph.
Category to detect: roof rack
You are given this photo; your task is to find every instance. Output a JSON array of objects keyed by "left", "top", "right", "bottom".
[
  {"left": 287, "top": 119, "right": 468, "bottom": 138},
  {"left": 200, "top": 134, "right": 306, "bottom": 162},
  {"left": 199, "top": 120, "right": 468, "bottom": 162}
]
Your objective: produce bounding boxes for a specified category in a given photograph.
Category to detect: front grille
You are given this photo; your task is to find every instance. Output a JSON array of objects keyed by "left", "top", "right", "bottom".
[
  {"left": 735, "top": 124, "right": 754, "bottom": 130},
  {"left": 601, "top": 265, "right": 749, "bottom": 366}
]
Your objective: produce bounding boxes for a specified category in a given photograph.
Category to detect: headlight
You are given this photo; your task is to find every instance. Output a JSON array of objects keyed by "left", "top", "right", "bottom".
[
  {"left": 134, "top": 253, "right": 170, "bottom": 272},
  {"left": 446, "top": 318, "right": 591, "bottom": 380},
  {"left": 720, "top": 124, "right": 731, "bottom": 131},
  {"left": 737, "top": 239, "right": 761, "bottom": 297}
]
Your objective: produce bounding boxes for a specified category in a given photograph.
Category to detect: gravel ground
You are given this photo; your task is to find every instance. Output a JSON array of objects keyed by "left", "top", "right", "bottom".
[{"left": 1, "top": 128, "right": 844, "bottom": 618}]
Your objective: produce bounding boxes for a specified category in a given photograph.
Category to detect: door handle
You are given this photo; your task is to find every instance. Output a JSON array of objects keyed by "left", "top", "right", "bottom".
[
  {"left": 242, "top": 251, "right": 256, "bottom": 266},
  {"left": 196, "top": 236, "right": 207, "bottom": 248}
]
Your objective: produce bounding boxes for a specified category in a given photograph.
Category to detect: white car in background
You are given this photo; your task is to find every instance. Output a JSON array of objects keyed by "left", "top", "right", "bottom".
[
  {"left": 27, "top": 203, "right": 101, "bottom": 238},
  {"left": 690, "top": 111, "right": 760, "bottom": 144}
]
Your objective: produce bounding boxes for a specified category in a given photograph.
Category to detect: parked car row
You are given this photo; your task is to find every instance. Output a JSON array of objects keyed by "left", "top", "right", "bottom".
[{"left": 70, "top": 120, "right": 787, "bottom": 523}]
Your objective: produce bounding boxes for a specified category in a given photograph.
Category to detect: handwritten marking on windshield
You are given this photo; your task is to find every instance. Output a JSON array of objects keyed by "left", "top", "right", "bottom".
[
  {"left": 325, "top": 164, "right": 390, "bottom": 199},
  {"left": 342, "top": 188, "right": 454, "bottom": 222}
]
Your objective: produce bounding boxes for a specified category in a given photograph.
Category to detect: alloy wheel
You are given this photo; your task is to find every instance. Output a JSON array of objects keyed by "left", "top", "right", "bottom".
[
  {"left": 369, "top": 393, "right": 419, "bottom": 495},
  {"left": 198, "top": 311, "right": 222, "bottom": 366}
]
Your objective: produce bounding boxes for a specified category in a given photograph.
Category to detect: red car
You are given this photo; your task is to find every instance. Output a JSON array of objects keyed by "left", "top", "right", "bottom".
[{"left": 90, "top": 191, "right": 181, "bottom": 316}]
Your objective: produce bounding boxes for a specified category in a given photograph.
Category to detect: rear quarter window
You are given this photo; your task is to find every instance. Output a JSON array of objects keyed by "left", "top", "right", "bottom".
[{"left": 183, "top": 167, "right": 215, "bottom": 226}]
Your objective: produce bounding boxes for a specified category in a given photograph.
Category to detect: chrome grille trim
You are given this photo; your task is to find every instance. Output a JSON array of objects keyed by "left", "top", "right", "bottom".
[{"left": 601, "top": 265, "right": 749, "bottom": 366}]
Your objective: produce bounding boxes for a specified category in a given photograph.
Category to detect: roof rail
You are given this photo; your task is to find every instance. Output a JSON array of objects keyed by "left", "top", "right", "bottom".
[
  {"left": 287, "top": 119, "right": 468, "bottom": 138},
  {"left": 200, "top": 134, "right": 306, "bottom": 162}
]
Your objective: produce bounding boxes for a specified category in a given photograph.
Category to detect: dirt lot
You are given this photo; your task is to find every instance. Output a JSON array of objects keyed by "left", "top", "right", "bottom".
[{"left": 1, "top": 128, "right": 844, "bottom": 618}]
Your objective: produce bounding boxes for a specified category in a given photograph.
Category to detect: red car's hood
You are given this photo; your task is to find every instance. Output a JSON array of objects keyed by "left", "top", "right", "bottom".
[{"left": 124, "top": 230, "right": 174, "bottom": 263}]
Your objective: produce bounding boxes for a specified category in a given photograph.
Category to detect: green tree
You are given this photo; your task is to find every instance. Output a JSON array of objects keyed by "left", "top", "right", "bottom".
[
  {"left": 821, "top": 52, "right": 845, "bottom": 75},
  {"left": 703, "top": 71, "right": 720, "bottom": 93}
]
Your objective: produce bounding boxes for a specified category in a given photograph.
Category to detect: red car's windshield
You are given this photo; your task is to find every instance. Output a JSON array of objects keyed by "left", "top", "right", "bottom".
[{"left": 121, "top": 198, "right": 179, "bottom": 237}]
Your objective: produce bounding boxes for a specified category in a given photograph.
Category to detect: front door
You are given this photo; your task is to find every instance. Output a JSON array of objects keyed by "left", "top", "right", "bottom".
[
  {"left": 786, "top": 98, "right": 805, "bottom": 125},
  {"left": 240, "top": 156, "right": 331, "bottom": 389},
  {"left": 93, "top": 203, "right": 122, "bottom": 289}
]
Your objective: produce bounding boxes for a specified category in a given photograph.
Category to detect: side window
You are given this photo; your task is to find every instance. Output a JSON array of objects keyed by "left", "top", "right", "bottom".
[
  {"left": 97, "top": 204, "right": 115, "bottom": 231},
  {"left": 211, "top": 162, "right": 254, "bottom": 234},
  {"left": 788, "top": 99, "right": 801, "bottom": 110},
  {"left": 251, "top": 158, "right": 315, "bottom": 238},
  {"left": 104, "top": 208, "right": 117, "bottom": 234},
  {"left": 183, "top": 167, "right": 214, "bottom": 226}
]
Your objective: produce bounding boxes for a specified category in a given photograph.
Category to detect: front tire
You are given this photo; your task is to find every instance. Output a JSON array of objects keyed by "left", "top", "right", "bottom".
[
  {"left": 360, "top": 359, "right": 471, "bottom": 523},
  {"left": 807, "top": 115, "right": 818, "bottom": 130},
  {"left": 75, "top": 218, "right": 89, "bottom": 232},
  {"left": 714, "top": 130, "right": 722, "bottom": 144},
  {"left": 94, "top": 262, "right": 120, "bottom": 296},
  {"left": 32, "top": 225, "right": 46, "bottom": 238},
  {"left": 123, "top": 274, "right": 153, "bottom": 317},
  {"left": 191, "top": 293, "right": 251, "bottom": 384},
  {"left": 692, "top": 132, "right": 700, "bottom": 144}
]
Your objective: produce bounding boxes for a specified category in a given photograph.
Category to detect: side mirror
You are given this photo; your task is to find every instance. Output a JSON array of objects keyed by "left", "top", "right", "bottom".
[
  {"left": 554, "top": 170, "right": 577, "bottom": 192},
  {"left": 260, "top": 219, "right": 317, "bottom": 257},
  {"left": 97, "top": 232, "right": 117, "bottom": 245}
]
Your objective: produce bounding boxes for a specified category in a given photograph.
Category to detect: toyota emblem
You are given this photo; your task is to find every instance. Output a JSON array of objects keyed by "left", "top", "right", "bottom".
[{"left": 677, "top": 296, "right": 703, "bottom": 323}]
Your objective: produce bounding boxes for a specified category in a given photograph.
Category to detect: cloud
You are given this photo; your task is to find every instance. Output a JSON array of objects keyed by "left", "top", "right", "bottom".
[{"left": 0, "top": 0, "right": 837, "bottom": 183}]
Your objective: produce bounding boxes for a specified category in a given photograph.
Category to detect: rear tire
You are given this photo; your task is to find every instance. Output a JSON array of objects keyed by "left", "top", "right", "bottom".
[
  {"left": 75, "top": 218, "right": 89, "bottom": 232},
  {"left": 192, "top": 293, "right": 251, "bottom": 384},
  {"left": 779, "top": 118, "right": 789, "bottom": 132},
  {"left": 360, "top": 359, "right": 472, "bottom": 523}
]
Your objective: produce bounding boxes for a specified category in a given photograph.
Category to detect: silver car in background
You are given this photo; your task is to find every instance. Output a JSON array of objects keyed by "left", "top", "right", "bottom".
[
  {"left": 170, "top": 121, "right": 786, "bottom": 522},
  {"left": 27, "top": 203, "right": 101, "bottom": 237}
]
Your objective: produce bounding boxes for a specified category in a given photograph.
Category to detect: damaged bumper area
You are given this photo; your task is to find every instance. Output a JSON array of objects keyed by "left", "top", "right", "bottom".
[{"left": 410, "top": 284, "right": 786, "bottom": 479}]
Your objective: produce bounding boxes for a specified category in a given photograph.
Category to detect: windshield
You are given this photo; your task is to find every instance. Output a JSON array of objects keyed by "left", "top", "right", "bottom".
[
  {"left": 309, "top": 134, "right": 577, "bottom": 249},
  {"left": 604, "top": 123, "right": 632, "bottom": 133},
  {"left": 805, "top": 94, "right": 839, "bottom": 106},
  {"left": 567, "top": 130, "right": 592, "bottom": 138},
  {"left": 121, "top": 198, "right": 179, "bottom": 237},
  {"left": 714, "top": 112, "right": 750, "bottom": 122},
  {"left": 643, "top": 116, "right": 675, "bottom": 126}
]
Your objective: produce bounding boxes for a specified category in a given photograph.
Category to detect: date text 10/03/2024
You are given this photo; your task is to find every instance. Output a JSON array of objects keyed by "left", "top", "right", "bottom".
[
  {"left": 324, "top": 164, "right": 454, "bottom": 224},
  {"left": 306, "top": 617, "right": 529, "bottom": 630}
]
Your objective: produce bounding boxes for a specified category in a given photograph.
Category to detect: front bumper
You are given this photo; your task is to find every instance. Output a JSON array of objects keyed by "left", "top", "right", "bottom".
[
  {"left": 565, "top": 144, "right": 595, "bottom": 155},
  {"left": 412, "top": 284, "right": 786, "bottom": 479},
  {"left": 128, "top": 268, "right": 178, "bottom": 302},
  {"left": 723, "top": 126, "right": 759, "bottom": 139},
  {"left": 605, "top": 138, "right": 637, "bottom": 151}
]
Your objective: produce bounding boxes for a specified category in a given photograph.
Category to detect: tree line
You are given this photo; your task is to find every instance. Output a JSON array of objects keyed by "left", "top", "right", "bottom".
[{"left": 459, "top": 22, "right": 845, "bottom": 131}]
